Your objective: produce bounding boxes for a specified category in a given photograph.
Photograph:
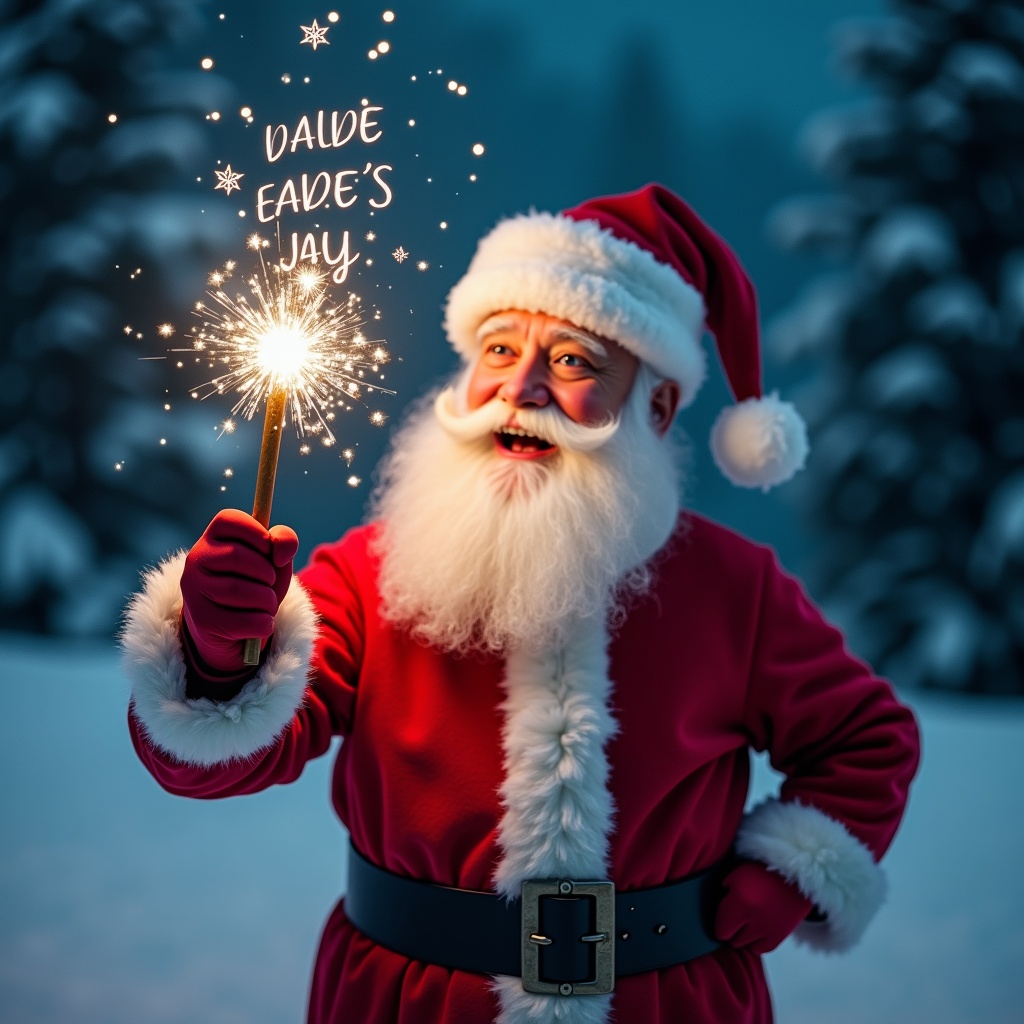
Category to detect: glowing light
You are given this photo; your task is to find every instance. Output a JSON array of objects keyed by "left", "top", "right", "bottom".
[
  {"left": 328, "top": 11, "right": 340, "bottom": 22},
  {"left": 209, "top": 111, "right": 221, "bottom": 121},
  {"left": 448, "top": 80, "right": 457, "bottom": 91},
  {"left": 347, "top": 475, "right": 362, "bottom": 487},
  {"left": 200, "top": 57, "right": 214, "bottom": 70},
  {"left": 107, "top": 113, "right": 118, "bottom": 123},
  {"left": 185, "top": 253, "right": 393, "bottom": 446},
  {"left": 408, "top": 119, "right": 415, "bottom": 126},
  {"left": 383, "top": 10, "right": 395, "bottom": 22},
  {"left": 221, "top": 419, "right": 236, "bottom": 434},
  {"left": 300, "top": 19, "right": 330, "bottom": 49},
  {"left": 240, "top": 106, "right": 252, "bottom": 118},
  {"left": 440, "top": 221, "right": 447, "bottom": 229},
  {"left": 247, "top": 233, "right": 268, "bottom": 250},
  {"left": 157, "top": 323, "right": 175, "bottom": 338},
  {"left": 114, "top": 463, "right": 123, "bottom": 471},
  {"left": 417, "top": 260, "right": 429, "bottom": 271},
  {"left": 369, "top": 411, "right": 387, "bottom": 426},
  {"left": 123, "top": 325, "right": 133, "bottom": 335},
  {"left": 281, "top": 73, "right": 292, "bottom": 84},
  {"left": 209, "top": 270, "right": 225, "bottom": 286},
  {"left": 366, "top": 231, "right": 376, "bottom": 241},
  {"left": 472, "top": 143, "right": 485, "bottom": 156},
  {"left": 470, "top": 174, "right": 477, "bottom": 181},
  {"left": 300, "top": 443, "right": 312, "bottom": 455},
  {"left": 378, "top": 40, "right": 390, "bottom": 53},
  {"left": 368, "top": 49, "right": 378, "bottom": 59},
  {"left": 224, "top": 467, "right": 234, "bottom": 477},
  {"left": 458, "top": 85, "right": 468, "bottom": 96},
  {"left": 159, "top": 438, "right": 167, "bottom": 446},
  {"left": 392, "top": 246, "right": 409, "bottom": 263}
]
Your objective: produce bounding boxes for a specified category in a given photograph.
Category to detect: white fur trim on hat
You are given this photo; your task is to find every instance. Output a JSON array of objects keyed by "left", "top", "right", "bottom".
[
  {"left": 737, "top": 798, "right": 888, "bottom": 953},
  {"left": 120, "top": 551, "right": 317, "bottom": 767},
  {"left": 710, "top": 392, "right": 809, "bottom": 491},
  {"left": 444, "top": 212, "right": 708, "bottom": 406}
]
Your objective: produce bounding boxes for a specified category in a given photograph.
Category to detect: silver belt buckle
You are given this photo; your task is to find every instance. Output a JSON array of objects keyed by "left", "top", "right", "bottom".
[{"left": 521, "top": 879, "right": 615, "bottom": 996}]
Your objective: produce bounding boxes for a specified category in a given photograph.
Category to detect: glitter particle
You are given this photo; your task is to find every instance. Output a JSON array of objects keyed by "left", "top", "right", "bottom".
[
  {"left": 383, "top": 10, "right": 395, "bottom": 22},
  {"left": 200, "top": 57, "right": 214, "bottom": 70},
  {"left": 347, "top": 475, "right": 362, "bottom": 487},
  {"left": 472, "top": 143, "right": 485, "bottom": 156},
  {"left": 392, "top": 246, "right": 409, "bottom": 263},
  {"left": 107, "top": 113, "right": 118, "bottom": 123},
  {"left": 327, "top": 11, "right": 339, "bottom": 22}
]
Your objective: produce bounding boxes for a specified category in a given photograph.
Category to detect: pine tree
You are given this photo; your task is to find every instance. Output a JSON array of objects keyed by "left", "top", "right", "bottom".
[
  {"left": 770, "top": 0, "right": 1024, "bottom": 694},
  {"left": 0, "top": 0, "right": 227, "bottom": 635}
]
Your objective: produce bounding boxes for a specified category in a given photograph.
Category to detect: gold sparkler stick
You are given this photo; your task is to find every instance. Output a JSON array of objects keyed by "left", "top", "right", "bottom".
[
  {"left": 242, "top": 384, "right": 288, "bottom": 666},
  {"left": 183, "top": 246, "right": 393, "bottom": 668}
]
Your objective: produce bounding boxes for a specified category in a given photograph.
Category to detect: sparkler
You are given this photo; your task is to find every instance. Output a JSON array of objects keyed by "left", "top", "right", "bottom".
[{"left": 187, "top": 245, "right": 391, "bottom": 664}]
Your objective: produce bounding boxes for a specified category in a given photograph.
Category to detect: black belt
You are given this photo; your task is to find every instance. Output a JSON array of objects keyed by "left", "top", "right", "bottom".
[{"left": 344, "top": 842, "right": 723, "bottom": 997}]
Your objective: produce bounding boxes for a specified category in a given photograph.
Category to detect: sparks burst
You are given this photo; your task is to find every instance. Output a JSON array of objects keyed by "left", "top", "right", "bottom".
[{"left": 185, "top": 254, "right": 391, "bottom": 445}]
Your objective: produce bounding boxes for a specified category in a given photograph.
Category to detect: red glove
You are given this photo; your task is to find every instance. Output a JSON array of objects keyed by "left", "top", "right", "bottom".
[
  {"left": 180, "top": 509, "right": 299, "bottom": 679},
  {"left": 714, "top": 861, "right": 814, "bottom": 955}
]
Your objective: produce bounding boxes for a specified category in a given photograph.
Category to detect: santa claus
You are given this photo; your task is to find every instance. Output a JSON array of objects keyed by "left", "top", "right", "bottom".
[{"left": 121, "top": 184, "right": 920, "bottom": 1024}]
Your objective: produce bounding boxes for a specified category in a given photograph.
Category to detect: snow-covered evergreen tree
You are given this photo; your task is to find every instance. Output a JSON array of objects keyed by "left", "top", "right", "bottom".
[
  {"left": 0, "top": 0, "right": 231, "bottom": 635},
  {"left": 770, "top": 0, "right": 1024, "bottom": 694}
]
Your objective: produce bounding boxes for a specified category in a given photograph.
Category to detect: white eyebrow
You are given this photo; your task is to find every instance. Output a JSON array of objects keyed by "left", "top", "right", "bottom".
[
  {"left": 476, "top": 315, "right": 517, "bottom": 343},
  {"left": 549, "top": 326, "right": 607, "bottom": 358}
]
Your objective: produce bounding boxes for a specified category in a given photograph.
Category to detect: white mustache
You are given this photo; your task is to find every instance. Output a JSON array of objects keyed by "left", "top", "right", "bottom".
[{"left": 433, "top": 387, "right": 620, "bottom": 453}]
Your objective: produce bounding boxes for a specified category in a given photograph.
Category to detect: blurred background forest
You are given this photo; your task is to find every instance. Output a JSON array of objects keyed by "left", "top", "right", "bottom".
[{"left": 2, "top": 0, "right": 1023, "bottom": 696}]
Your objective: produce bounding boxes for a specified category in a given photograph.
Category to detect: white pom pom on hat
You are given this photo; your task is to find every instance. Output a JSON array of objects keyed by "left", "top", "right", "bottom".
[{"left": 444, "top": 183, "right": 809, "bottom": 489}]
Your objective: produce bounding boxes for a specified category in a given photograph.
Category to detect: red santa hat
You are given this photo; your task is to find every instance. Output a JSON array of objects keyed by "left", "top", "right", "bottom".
[{"left": 443, "top": 183, "right": 809, "bottom": 490}]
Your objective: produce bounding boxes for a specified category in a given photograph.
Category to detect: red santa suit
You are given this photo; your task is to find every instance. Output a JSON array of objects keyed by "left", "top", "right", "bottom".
[{"left": 121, "top": 510, "right": 920, "bottom": 1024}]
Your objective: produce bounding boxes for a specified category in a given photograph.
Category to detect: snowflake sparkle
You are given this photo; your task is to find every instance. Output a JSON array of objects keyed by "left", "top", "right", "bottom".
[
  {"left": 214, "top": 165, "right": 244, "bottom": 196},
  {"left": 392, "top": 246, "right": 409, "bottom": 263},
  {"left": 300, "top": 19, "right": 330, "bottom": 50}
]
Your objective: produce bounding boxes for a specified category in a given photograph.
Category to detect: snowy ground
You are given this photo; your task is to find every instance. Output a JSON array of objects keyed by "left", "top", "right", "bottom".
[{"left": 1, "top": 634, "right": 1022, "bottom": 1024}]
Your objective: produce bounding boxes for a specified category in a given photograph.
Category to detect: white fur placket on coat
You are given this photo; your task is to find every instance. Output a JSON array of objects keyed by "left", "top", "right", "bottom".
[{"left": 490, "top": 613, "right": 619, "bottom": 1024}]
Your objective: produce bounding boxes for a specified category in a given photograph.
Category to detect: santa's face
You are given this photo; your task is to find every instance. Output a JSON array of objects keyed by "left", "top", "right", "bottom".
[
  {"left": 465, "top": 311, "right": 640, "bottom": 458},
  {"left": 371, "top": 318, "right": 685, "bottom": 653}
]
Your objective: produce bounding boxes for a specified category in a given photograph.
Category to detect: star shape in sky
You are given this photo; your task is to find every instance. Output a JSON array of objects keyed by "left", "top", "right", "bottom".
[
  {"left": 392, "top": 246, "right": 409, "bottom": 263},
  {"left": 300, "top": 19, "right": 330, "bottom": 50},
  {"left": 214, "top": 165, "right": 244, "bottom": 195}
]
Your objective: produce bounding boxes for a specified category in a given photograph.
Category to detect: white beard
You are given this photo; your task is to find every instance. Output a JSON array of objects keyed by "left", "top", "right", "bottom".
[{"left": 370, "top": 366, "right": 683, "bottom": 653}]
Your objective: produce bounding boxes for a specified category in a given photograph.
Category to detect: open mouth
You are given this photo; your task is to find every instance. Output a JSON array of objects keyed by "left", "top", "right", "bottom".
[{"left": 494, "top": 427, "right": 556, "bottom": 457}]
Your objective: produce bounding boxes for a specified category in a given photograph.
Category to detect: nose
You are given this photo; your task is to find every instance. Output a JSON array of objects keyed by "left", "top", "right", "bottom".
[{"left": 497, "top": 348, "right": 550, "bottom": 409}]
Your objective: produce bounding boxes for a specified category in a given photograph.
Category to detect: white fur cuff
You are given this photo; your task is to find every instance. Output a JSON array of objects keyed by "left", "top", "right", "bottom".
[
  {"left": 736, "top": 798, "right": 887, "bottom": 953},
  {"left": 120, "top": 552, "right": 317, "bottom": 767}
]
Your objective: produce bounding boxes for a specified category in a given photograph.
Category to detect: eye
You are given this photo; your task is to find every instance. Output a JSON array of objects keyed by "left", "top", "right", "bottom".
[
  {"left": 482, "top": 341, "right": 516, "bottom": 363},
  {"left": 554, "top": 352, "right": 592, "bottom": 370}
]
